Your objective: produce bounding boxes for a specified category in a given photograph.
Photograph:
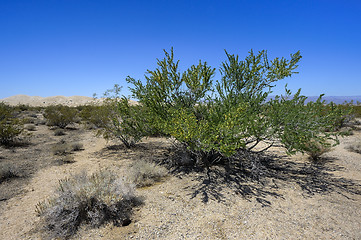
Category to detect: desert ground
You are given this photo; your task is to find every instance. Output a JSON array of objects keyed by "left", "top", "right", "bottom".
[{"left": 0, "top": 95, "right": 360, "bottom": 239}]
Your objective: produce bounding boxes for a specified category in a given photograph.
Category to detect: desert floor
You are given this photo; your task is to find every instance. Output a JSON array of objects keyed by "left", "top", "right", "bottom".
[{"left": 0, "top": 108, "right": 360, "bottom": 240}]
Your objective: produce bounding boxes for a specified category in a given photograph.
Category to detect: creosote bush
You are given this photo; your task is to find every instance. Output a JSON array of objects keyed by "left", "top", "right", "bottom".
[
  {"left": 124, "top": 48, "right": 347, "bottom": 165},
  {"left": 93, "top": 85, "right": 150, "bottom": 148},
  {"left": 36, "top": 169, "right": 140, "bottom": 239},
  {"left": 44, "top": 105, "right": 78, "bottom": 129},
  {"left": 129, "top": 160, "right": 168, "bottom": 187},
  {"left": 0, "top": 102, "right": 26, "bottom": 146}
]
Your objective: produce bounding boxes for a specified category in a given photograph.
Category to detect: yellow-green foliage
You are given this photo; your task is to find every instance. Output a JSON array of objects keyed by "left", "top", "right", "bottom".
[
  {"left": 0, "top": 102, "right": 24, "bottom": 145},
  {"left": 44, "top": 105, "right": 78, "bottom": 129}
]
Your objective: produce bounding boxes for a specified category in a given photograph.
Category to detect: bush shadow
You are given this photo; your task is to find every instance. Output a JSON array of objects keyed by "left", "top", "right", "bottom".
[{"left": 168, "top": 150, "right": 361, "bottom": 206}]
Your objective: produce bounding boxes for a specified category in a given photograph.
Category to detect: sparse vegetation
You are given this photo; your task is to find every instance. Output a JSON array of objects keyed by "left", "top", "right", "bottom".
[
  {"left": 129, "top": 160, "right": 168, "bottom": 187},
  {"left": 36, "top": 169, "right": 140, "bottom": 239}
]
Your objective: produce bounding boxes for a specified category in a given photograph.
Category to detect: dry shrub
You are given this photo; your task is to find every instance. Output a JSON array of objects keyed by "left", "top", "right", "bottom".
[
  {"left": 57, "top": 155, "right": 76, "bottom": 165},
  {"left": 346, "top": 140, "right": 361, "bottom": 154},
  {"left": 71, "top": 142, "right": 84, "bottom": 151},
  {"left": 129, "top": 160, "right": 168, "bottom": 187},
  {"left": 36, "top": 169, "right": 140, "bottom": 239},
  {"left": 52, "top": 143, "right": 70, "bottom": 156},
  {"left": 0, "top": 163, "right": 19, "bottom": 183},
  {"left": 54, "top": 128, "right": 66, "bottom": 136}
]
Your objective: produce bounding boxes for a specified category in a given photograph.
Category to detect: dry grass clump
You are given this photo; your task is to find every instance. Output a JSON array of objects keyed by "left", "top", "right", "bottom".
[
  {"left": 129, "top": 160, "right": 168, "bottom": 187},
  {"left": 346, "top": 139, "right": 361, "bottom": 154},
  {"left": 0, "top": 163, "right": 19, "bottom": 183},
  {"left": 52, "top": 143, "right": 70, "bottom": 156},
  {"left": 54, "top": 128, "right": 66, "bottom": 136},
  {"left": 71, "top": 142, "right": 84, "bottom": 151},
  {"left": 36, "top": 169, "right": 140, "bottom": 239},
  {"left": 57, "top": 155, "right": 76, "bottom": 165}
]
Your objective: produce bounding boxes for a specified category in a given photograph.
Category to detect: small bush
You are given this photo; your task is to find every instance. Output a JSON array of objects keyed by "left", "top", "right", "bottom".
[
  {"left": 54, "top": 128, "right": 66, "bottom": 136},
  {"left": 71, "top": 142, "right": 83, "bottom": 151},
  {"left": 0, "top": 163, "right": 19, "bottom": 183},
  {"left": 0, "top": 102, "right": 25, "bottom": 146},
  {"left": 52, "top": 142, "right": 70, "bottom": 156},
  {"left": 304, "top": 140, "right": 332, "bottom": 161},
  {"left": 36, "top": 169, "right": 140, "bottom": 239},
  {"left": 44, "top": 105, "right": 78, "bottom": 129},
  {"left": 129, "top": 160, "right": 168, "bottom": 187},
  {"left": 346, "top": 140, "right": 361, "bottom": 154},
  {"left": 57, "top": 155, "right": 75, "bottom": 165}
]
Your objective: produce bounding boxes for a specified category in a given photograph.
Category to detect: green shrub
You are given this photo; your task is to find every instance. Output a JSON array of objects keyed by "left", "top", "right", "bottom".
[
  {"left": 126, "top": 48, "right": 342, "bottom": 165},
  {"left": 36, "top": 169, "right": 140, "bottom": 239},
  {"left": 44, "top": 105, "right": 78, "bottom": 129},
  {"left": 129, "top": 160, "right": 168, "bottom": 187},
  {"left": 94, "top": 85, "right": 149, "bottom": 148},
  {"left": 352, "top": 105, "right": 361, "bottom": 118},
  {"left": 0, "top": 102, "right": 25, "bottom": 146}
]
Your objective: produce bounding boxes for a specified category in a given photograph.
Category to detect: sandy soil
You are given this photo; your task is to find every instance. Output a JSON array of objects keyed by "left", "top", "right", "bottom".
[{"left": 0, "top": 100, "right": 360, "bottom": 239}]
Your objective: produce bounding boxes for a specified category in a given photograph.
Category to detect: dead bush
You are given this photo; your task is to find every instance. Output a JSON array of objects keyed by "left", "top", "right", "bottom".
[
  {"left": 346, "top": 140, "right": 361, "bottom": 154},
  {"left": 36, "top": 169, "right": 141, "bottom": 239},
  {"left": 129, "top": 160, "right": 168, "bottom": 187},
  {"left": 71, "top": 142, "right": 84, "bottom": 151},
  {"left": 0, "top": 163, "right": 19, "bottom": 183}
]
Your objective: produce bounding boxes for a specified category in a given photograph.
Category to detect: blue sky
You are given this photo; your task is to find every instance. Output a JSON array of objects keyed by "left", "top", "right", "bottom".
[{"left": 1, "top": 0, "right": 360, "bottom": 99}]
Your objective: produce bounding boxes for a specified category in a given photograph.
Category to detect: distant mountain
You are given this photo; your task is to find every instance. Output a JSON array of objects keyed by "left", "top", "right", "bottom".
[
  {"left": 306, "top": 96, "right": 361, "bottom": 104},
  {"left": 0, "top": 95, "right": 95, "bottom": 107},
  {"left": 268, "top": 96, "right": 361, "bottom": 104}
]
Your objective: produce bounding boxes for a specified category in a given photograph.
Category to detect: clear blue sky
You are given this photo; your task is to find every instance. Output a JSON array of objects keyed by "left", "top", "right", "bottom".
[{"left": 1, "top": 0, "right": 360, "bottom": 99}]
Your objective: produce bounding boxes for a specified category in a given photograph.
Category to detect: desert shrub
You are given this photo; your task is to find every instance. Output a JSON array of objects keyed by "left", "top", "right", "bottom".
[
  {"left": 54, "top": 128, "right": 66, "bottom": 136},
  {"left": 352, "top": 105, "right": 361, "bottom": 118},
  {"left": 71, "top": 142, "right": 83, "bottom": 151},
  {"left": 56, "top": 155, "right": 75, "bottom": 165},
  {"left": 94, "top": 85, "right": 149, "bottom": 148},
  {"left": 126, "top": 48, "right": 343, "bottom": 165},
  {"left": 0, "top": 163, "right": 19, "bottom": 183},
  {"left": 129, "top": 160, "right": 168, "bottom": 187},
  {"left": 44, "top": 105, "right": 78, "bottom": 129},
  {"left": 346, "top": 140, "right": 361, "bottom": 154},
  {"left": 0, "top": 102, "right": 25, "bottom": 146},
  {"left": 36, "top": 169, "right": 140, "bottom": 239},
  {"left": 52, "top": 142, "right": 70, "bottom": 156}
]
